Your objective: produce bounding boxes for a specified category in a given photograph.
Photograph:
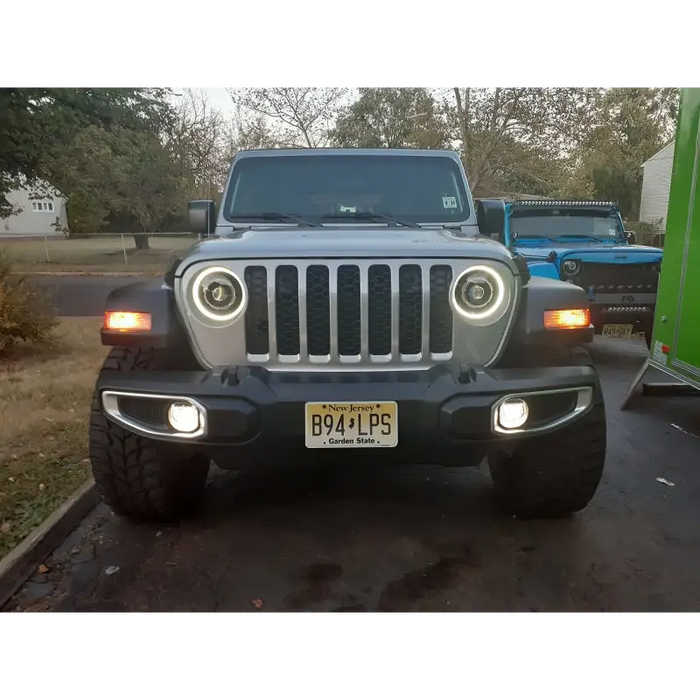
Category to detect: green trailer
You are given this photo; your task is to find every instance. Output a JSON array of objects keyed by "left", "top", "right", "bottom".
[{"left": 622, "top": 87, "right": 700, "bottom": 409}]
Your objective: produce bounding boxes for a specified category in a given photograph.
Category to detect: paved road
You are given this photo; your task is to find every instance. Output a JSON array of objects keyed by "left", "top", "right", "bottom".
[
  {"left": 6, "top": 336, "right": 700, "bottom": 612},
  {"left": 27, "top": 276, "right": 146, "bottom": 317}
]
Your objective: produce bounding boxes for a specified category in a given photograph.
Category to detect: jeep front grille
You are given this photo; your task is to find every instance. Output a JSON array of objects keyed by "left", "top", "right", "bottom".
[
  {"left": 242, "top": 261, "right": 454, "bottom": 366},
  {"left": 568, "top": 262, "right": 659, "bottom": 292}
]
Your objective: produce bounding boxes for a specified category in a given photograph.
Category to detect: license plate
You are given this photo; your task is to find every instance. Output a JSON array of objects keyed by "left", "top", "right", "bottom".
[
  {"left": 602, "top": 323, "right": 634, "bottom": 339},
  {"left": 304, "top": 401, "right": 398, "bottom": 448}
]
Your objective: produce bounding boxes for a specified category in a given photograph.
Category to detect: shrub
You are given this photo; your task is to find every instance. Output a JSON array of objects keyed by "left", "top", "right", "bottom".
[
  {"left": 625, "top": 219, "right": 664, "bottom": 247},
  {"left": 0, "top": 249, "right": 59, "bottom": 356}
]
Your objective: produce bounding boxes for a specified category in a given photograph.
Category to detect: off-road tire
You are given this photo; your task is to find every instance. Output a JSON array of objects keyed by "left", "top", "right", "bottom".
[
  {"left": 488, "top": 388, "right": 606, "bottom": 519},
  {"left": 89, "top": 346, "right": 210, "bottom": 523},
  {"left": 488, "top": 344, "right": 605, "bottom": 518}
]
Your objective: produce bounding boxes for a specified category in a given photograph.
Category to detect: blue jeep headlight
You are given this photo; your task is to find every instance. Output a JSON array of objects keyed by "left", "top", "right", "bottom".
[{"left": 561, "top": 259, "right": 581, "bottom": 277}]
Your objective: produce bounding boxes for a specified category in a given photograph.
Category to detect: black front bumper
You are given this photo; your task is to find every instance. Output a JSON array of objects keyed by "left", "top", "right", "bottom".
[
  {"left": 590, "top": 303, "right": 656, "bottom": 334},
  {"left": 95, "top": 364, "right": 602, "bottom": 468}
]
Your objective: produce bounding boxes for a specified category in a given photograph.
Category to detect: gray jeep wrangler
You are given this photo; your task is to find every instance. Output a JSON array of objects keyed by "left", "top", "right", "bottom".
[{"left": 90, "top": 148, "right": 606, "bottom": 522}]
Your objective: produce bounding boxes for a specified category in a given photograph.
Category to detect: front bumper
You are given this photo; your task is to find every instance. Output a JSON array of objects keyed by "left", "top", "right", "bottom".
[
  {"left": 590, "top": 302, "right": 655, "bottom": 334},
  {"left": 95, "top": 364, "right": 602, "bottom": 468}
]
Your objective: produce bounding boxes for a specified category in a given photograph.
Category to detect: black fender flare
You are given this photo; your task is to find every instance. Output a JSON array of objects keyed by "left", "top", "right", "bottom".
[
  {"left": 509, "top": 276, "right": 594, "bottom": 348},
  {"left": 100, "top": 279, "right": 188, "bottom": 349}
]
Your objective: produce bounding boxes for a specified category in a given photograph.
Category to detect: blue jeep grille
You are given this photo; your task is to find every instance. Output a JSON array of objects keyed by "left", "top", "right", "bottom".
[{"left": 567, "top": 262, "right": 659, "bottom": 292}]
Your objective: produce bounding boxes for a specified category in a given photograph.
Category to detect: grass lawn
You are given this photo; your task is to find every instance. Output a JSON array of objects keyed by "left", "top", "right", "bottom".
[
  {"left": 1, "top": 235, "right": 198, "bottom": 274},
  {"left": 0, "top": 318, "right": 106, "bottom": 560}
]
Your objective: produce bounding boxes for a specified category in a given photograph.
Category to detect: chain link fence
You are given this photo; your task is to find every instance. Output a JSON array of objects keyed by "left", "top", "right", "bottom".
[{"left": 1, "top": 232, "right": 202, "bottom": 275}]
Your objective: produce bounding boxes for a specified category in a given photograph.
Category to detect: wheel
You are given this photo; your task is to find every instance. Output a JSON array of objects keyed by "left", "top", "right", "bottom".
[
  {"left": 488, "top": 344, "right": 605, "bottom": 518},
  {"left": 488, "top": 389, "right": 606, "bottom": 518},
  {"left": 89, "top": 346, "right": 210, "bottom": 522}
]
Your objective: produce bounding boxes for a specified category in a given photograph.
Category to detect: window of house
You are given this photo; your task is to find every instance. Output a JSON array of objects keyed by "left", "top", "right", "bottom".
[{"left": 31, "top": 201, "right": 55, "bottom": 213}]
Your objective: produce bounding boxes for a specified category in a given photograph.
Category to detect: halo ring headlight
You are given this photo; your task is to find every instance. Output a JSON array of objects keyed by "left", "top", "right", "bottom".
[
  {"left": 561, "top": 259, "right": 581, "bottom": 277},
  {"left": 192, "top": 266, "right": 247, "bottom": 322},
  {"left": 451, "top": 265, "right": 508, "bottom": 323}
]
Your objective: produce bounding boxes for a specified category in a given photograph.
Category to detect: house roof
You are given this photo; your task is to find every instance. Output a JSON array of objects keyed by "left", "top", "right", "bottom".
[{"left": 642, "top": 140, "right": 675, "bottom": 167}]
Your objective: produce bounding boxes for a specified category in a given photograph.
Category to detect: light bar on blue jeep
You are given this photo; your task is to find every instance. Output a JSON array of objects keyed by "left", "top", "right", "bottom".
[{"left": 513, "top": 200, "right": 618, "bottom": 207}]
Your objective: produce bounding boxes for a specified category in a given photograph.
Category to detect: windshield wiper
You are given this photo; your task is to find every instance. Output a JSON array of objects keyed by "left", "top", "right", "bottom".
[
  {"left": 232, "top": 212, "right": 322, "bottom": 227},
  {"left": 322, "top": 212, "right": 420, "bottom": 228},
  {"left": 512, "top": 231, "right": 561, "bottom": 242},
  {"left": 514, "top": 231, "right": 610, "bottom": 243}
]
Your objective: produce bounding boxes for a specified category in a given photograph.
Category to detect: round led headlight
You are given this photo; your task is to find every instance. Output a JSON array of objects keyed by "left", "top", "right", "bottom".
[
  {"left": 192, "top": 266, "right": 246, "bottom": 322},
  {"left": 561, "top": 259, "right": 581, "bottom": 277},
  {"left": 452, "top": 265, "right": 508, "bottom": 323}
]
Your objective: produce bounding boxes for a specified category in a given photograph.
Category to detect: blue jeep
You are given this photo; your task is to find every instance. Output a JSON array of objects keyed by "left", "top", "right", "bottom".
[{"left": 501, "top": 199, "right": 663, "bottom": 348}]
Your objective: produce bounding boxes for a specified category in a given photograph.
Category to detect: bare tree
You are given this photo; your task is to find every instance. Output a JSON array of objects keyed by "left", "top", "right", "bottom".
[
  {"left": 228, "top": 88, "right": 348, "bottom": 148},
  {"left": 164, "top": 89, "right": 229, "bottom": 199},
  {"left": 451, "top": 87, "right": 601, "bottom": 195}
]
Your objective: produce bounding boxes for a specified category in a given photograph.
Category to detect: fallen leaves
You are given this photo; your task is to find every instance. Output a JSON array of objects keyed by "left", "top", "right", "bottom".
[{"left": 251, "top": 598, "right": 264, "bottom": 609}]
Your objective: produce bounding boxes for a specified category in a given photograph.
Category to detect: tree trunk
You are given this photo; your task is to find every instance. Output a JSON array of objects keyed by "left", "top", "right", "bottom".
[{"left": 133, "top": 234, "right": 150, "bottom": 250}]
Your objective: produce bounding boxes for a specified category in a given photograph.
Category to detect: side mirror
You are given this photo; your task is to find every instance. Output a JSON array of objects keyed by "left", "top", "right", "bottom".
[
  {"left": 188, "top": 200, "right": 216, "bottom": 237},
  {"left": 625, "top": 230, "right": 637, "bottom": 245},
  {"left": 476, "top": 199, "right": 505, "bottom": 239}
]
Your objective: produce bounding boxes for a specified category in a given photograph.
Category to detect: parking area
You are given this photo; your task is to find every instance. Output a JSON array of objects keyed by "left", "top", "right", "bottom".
[{"left": 5, "top": 335, "right": 700, "bottom": 612}]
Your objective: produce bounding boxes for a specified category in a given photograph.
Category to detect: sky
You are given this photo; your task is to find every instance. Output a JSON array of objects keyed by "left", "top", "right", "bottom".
[
  {"left": 173, "top": 87, "right": 235, "bottom": 115},
  {"left": 174, "top": 87, "right": 448, "bottom": 119},
  {"left": 171, "top": 87, "right": 367, "bottom": 128}
]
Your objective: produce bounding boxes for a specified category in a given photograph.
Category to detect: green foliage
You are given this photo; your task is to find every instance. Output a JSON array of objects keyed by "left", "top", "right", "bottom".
[
  {"left": 624, "top": 219, "right": 665, "bottom": 246},
  {"left": 331, "top": 88, "right": 450, "bottom": 149},
  {"left": 574, "top": 88, "right": 680, "bottom": 218},
  {"left": 448, "top": 87, "right": 680, "bottom": 212},
  {"left": 1, "top": 86, "right": 682, "bottom": 234},
  {"left": 0, "top": 249, "right": 58, "bottom": 355},
  {"left": 42, "top": 124, "right": 186, "bottom": 237},
  {"left": 0, "top": 88, "right": 176, "bottom": 218},
  {"left": 118, "top": 130, "right": 187, "bottom": 233}
]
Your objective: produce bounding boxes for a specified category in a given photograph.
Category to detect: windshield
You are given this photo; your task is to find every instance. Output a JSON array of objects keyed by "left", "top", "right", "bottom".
[
  {"left": 511, "top": 210, "right": 624, "bottom": 240},
  {"left": 223, "top": 154, "right": 470, "bottom": 224}
]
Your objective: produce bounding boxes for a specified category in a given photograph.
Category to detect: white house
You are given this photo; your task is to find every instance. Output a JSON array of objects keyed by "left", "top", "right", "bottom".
[
  {"left": 639, "top": 141, "right": 676, "bottom": 229},
  {"left": 1, "top": 180, "right": 68, "bottom": 236}
]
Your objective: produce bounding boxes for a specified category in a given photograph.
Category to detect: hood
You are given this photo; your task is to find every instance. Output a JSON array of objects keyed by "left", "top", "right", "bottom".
[
  {"left": 514, "top": 240, "right": 663, "bottom": 264},
  {"left": 172, "top": 225, "right": 517, "bottom": 274}
]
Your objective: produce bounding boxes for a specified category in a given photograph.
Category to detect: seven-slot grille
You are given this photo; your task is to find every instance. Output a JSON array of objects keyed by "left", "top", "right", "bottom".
[
  {"left": 242, "top": 262, "right": 454, "bottom": 365},
  {"left": 568, "top": 262, "right": 659, "bottom": 292}
]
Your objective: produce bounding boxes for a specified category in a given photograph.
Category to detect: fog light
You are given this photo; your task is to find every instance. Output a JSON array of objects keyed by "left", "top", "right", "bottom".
[
  {"left": 167, "top": 401, "right": 201, "bottom": 433},
  {"left": 497, "top": 398, "right": 529, "bottom": 430}
]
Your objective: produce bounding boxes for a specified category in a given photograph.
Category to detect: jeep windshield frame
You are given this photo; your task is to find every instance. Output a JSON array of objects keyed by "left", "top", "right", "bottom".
[
  {"left": 222, "top": 152, "right": 471, "bottom": 226},
  {"left": 510, "top": 208, "right": 626, "bottom": 243}
]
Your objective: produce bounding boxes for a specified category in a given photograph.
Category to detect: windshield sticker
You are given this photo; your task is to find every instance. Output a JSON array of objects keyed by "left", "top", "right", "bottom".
[{"left": 442, "top": 196, "right": 457, "bottom": 209}]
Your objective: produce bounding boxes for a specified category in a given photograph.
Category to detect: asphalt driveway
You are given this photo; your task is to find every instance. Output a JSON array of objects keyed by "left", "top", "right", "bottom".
[
  {"left": 6, "top": 336, "right": 700, "bottom": 612},
  {"left": 26, "top": 275, "right": 141, "bottom": 317}
]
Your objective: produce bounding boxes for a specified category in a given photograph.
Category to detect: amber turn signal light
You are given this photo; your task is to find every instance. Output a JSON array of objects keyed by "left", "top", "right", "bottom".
[
  {"left": 543, "top": 308, "right": 591, "bottom": 330},
  {"left": 104, "top": 311, "right": 152, "bottom": 332}
]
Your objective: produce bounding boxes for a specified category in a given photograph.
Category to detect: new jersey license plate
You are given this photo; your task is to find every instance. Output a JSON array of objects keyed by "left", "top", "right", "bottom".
[
  {"left": 602, "top": 323, "right": 634, "bottom": 339},
  {"left": 304, "top": 401, "right": 398, "bottom": 448}
]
